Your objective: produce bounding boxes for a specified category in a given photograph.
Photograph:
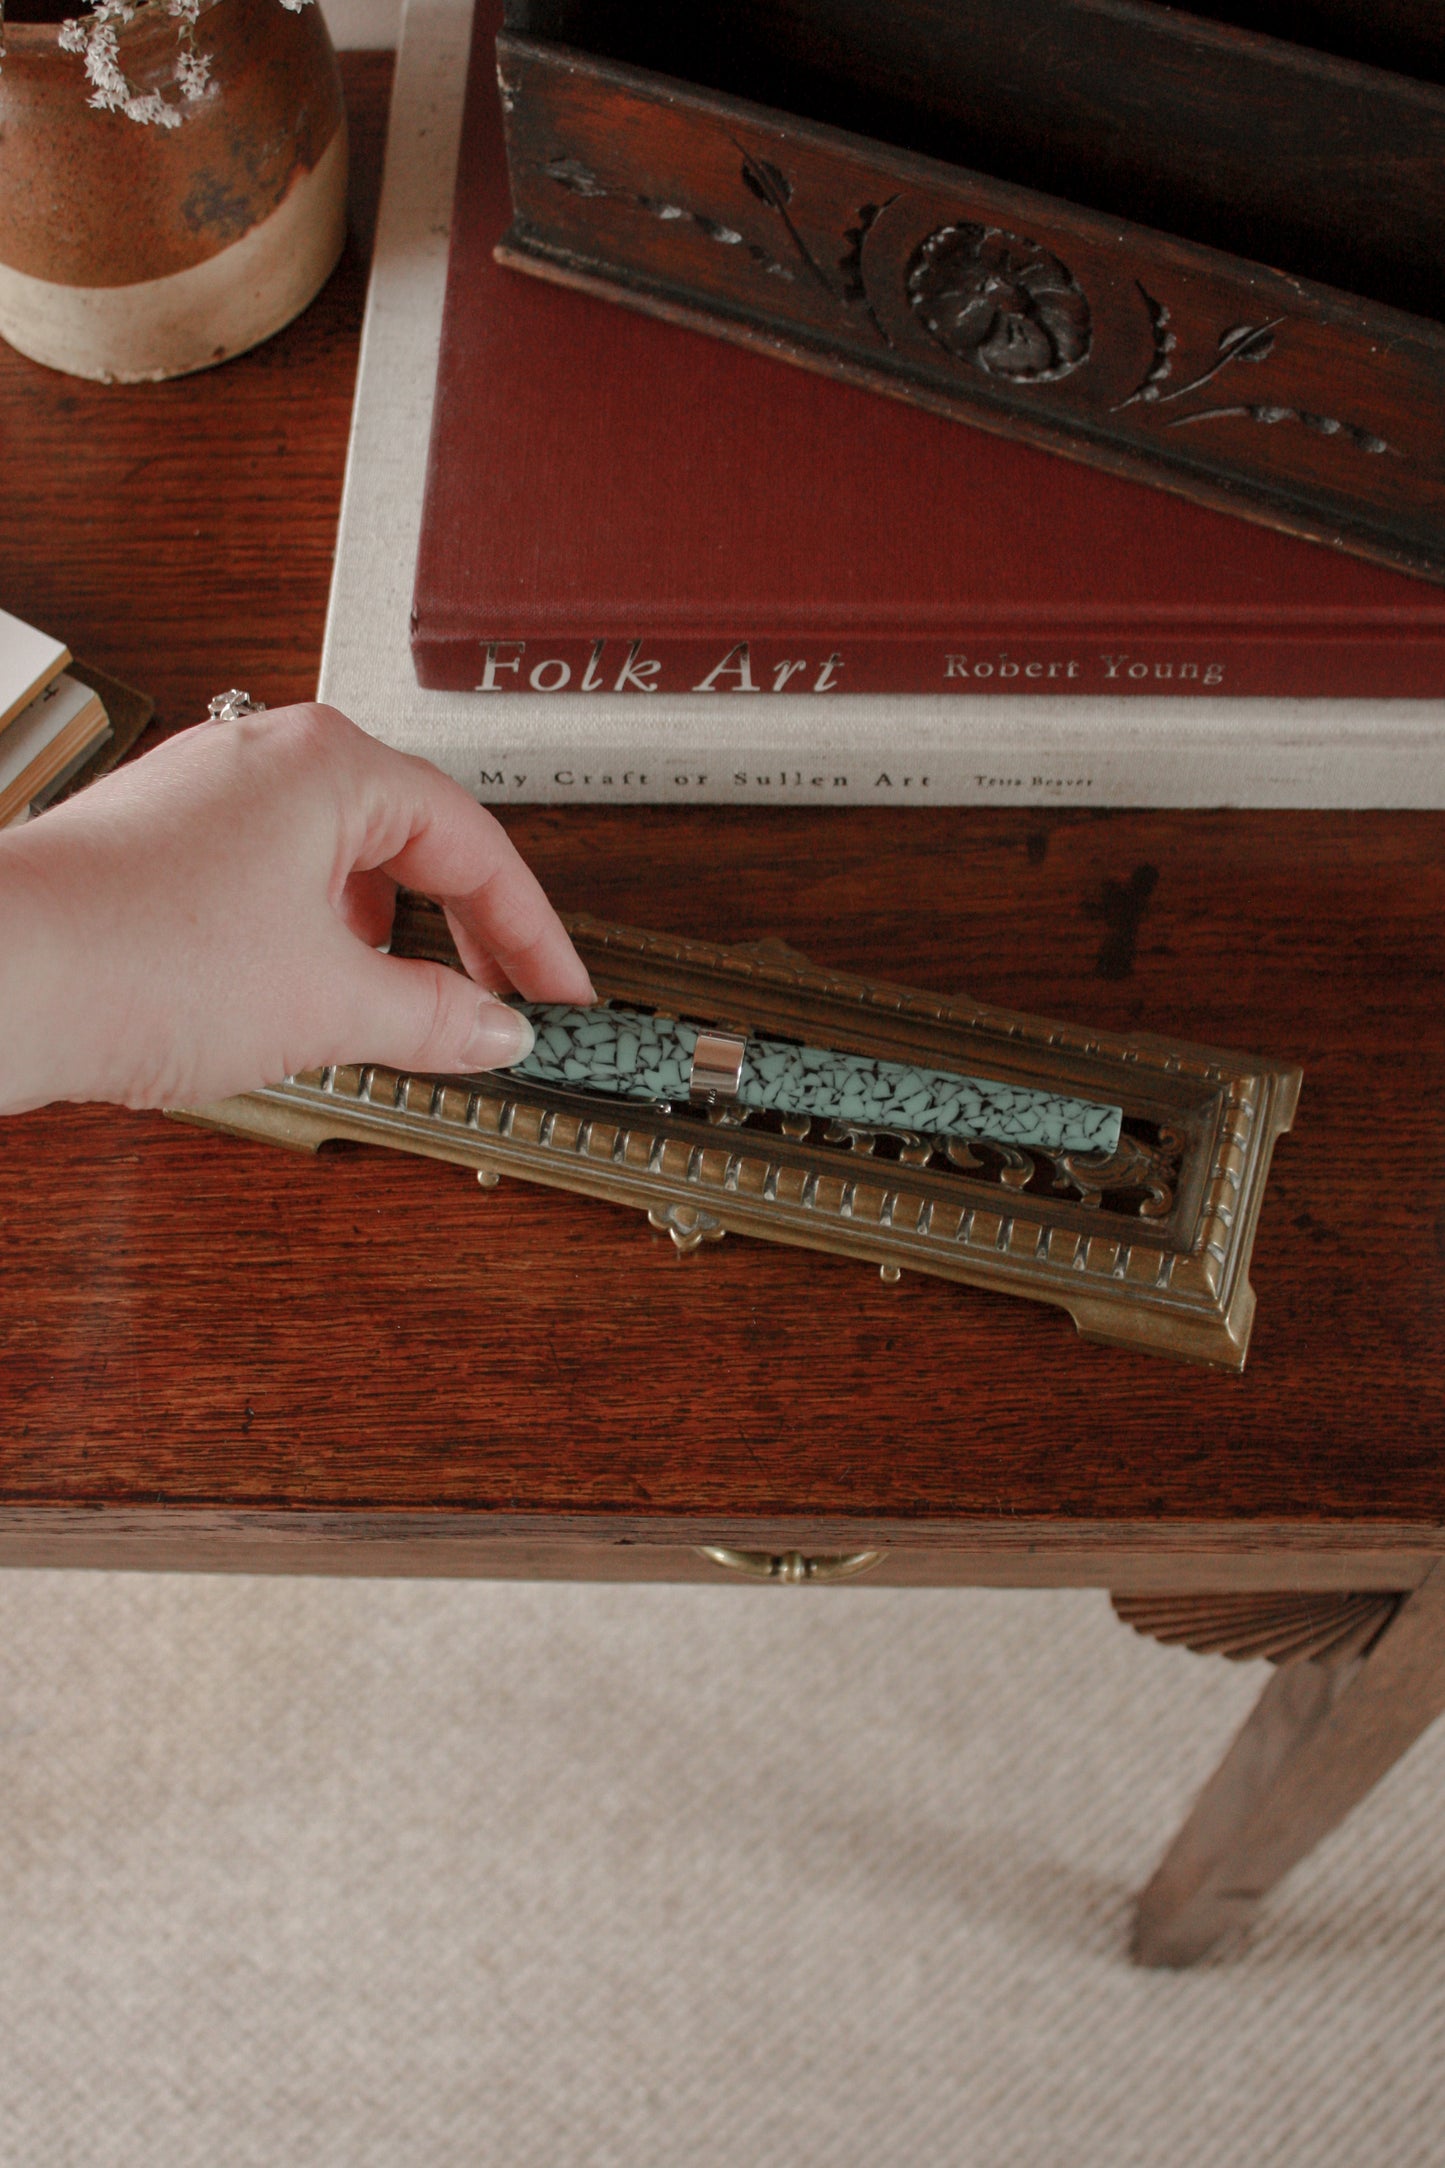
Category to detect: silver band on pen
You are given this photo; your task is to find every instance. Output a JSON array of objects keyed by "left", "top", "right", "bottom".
[{"left": 688, "top": 1030, "right": 747, "bottom": 1106}]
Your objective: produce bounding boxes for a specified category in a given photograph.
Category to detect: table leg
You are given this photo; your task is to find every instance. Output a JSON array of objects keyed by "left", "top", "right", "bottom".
[{"left": 1131, "top": 1562, "right": 1445, "bottom": 1967}]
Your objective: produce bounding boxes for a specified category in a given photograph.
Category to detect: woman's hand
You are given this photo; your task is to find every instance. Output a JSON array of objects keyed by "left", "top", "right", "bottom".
[{"left": 0, "top": 702, "right": 592, "bottom": 1115}]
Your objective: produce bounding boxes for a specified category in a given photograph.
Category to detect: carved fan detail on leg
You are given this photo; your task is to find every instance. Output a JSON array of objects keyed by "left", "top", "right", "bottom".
[{"left": 1112, "top": 1590, "right": 1403, "bottom": 1666}]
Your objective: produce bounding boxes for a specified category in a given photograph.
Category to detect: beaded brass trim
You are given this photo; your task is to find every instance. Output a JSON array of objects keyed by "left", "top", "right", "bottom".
[{"left": 174, "top": 906, "right": 1300, "bottom": 1369}]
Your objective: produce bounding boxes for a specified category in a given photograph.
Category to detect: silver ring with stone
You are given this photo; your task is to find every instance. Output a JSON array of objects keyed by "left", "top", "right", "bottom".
[
  {"left": 206, "top": 689, "right": 268, "bottom": 722},
  {"left": 688, "top": 1030, "right": 747, "bottom": 1106}
]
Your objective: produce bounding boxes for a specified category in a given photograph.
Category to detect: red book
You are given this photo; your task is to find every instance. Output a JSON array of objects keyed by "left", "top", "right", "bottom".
[{"left": 412, "top": 0, "right": 1445, "bottom": 700}]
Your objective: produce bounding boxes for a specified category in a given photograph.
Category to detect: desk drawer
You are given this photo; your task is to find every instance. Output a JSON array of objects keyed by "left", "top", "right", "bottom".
[{"left": 0, "top": 1511, "right": 1431, "bottom": 1597}]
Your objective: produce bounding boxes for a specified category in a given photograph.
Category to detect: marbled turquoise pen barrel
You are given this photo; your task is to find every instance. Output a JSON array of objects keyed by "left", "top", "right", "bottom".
[{"left": 506, "top": 1004, "right": 1121, "bottom": 1157}]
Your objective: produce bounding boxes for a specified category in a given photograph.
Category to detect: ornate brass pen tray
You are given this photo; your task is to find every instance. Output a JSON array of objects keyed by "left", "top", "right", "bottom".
[{"left": 180, "top": 903, "right": 1300, "bottom": 1369}]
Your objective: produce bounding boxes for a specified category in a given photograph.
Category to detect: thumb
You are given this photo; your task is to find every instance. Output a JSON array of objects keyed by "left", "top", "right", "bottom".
[{"left": 329, "top": 948, "right": 537, "bottom": 1075}]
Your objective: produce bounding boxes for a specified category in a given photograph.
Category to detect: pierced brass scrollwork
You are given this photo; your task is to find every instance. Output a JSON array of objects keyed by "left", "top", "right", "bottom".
[
  {"left": 1057, "top": 1128, "right": 1184, "bottom": 1216},
  {"left": 821, "top": 1112, "right": 1183, "bottom": 1220}
]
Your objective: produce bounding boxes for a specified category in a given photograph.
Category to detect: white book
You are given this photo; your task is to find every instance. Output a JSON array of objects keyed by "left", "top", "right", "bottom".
[
  {"left": 317, "top": 0, "right": 1445, "bottom": 808},
  {"left": 0, "top": 606, "right": 69, "bottom": 737},
  {"left": 0, "top": 674, "right": 111, "bottom": 828}
]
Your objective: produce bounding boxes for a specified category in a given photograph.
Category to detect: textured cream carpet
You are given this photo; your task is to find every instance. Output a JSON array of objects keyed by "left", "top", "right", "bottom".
[{"left": 1, "top": 1574, "right": 1442, "bottom": 2166}]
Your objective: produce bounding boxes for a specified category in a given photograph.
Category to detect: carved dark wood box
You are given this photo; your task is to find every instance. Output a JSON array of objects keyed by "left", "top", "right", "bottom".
[{"left": 496, "top": 0, "right": 1445, "bottom": 583}]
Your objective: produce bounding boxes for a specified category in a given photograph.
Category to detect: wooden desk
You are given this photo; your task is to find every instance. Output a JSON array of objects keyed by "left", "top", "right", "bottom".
[{"left": 3, "top": 55, "right": 1443, "bottom": 1967}]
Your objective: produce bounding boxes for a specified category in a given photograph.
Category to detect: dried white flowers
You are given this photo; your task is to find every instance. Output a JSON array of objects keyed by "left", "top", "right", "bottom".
[{"left": 4, "top": 0, "right": 314, "bottom": 126}]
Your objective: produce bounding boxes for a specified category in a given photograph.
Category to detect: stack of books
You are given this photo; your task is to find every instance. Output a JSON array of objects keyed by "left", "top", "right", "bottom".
[
  {"left": 0, "top": 608, "right": 152, "bottom": 827},
  {"left": 413, "top": 0, "right": 1445, "bottom": 708},
  {"left": 317, "top": 0, "right": 1445, "bottom": 804}
]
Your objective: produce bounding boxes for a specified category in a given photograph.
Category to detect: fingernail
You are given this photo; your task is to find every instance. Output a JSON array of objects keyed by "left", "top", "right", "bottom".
[{"left": 459, "top": 999, "right": 535, "bottom": 1070}]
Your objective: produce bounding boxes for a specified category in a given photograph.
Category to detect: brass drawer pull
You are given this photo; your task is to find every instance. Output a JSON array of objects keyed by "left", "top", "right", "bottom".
[{"left": 697, "top": 1545, "right": 884, "bottom": 1584}]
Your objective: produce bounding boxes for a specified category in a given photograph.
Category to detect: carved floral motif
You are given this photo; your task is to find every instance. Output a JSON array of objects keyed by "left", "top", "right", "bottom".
[
  {"left": 907, "top": 224, "right": 1092, "bottom": 382},
  {"left": 544, "top": 151, "right": 1397, "bottom": 460}
]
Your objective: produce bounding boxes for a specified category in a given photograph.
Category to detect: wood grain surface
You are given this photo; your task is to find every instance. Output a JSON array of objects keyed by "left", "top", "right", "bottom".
[{"left": 1, "top": 56, "right": 1442, "bottom": 1554}]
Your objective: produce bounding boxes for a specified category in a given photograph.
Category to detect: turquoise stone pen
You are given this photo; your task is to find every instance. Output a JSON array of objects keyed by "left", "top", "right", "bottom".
[{"left": 506, "top": 1004, "right": 1121, "bottom": 1156}]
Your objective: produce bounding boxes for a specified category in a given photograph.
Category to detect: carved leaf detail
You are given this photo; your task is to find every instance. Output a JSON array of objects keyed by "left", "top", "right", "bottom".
[
  {"left": 1113, "top": 284, "right": 1177, "bottom": 409},
  {"left": 739, "top": 153, "right": 792, "bottom": 211},
  {"left": 544, "top": 154, "right": 796, "bottom": 281},
  {"left": 1169, "top": 404, "right": 1396, "bottom": 453},
  {"left": 732, "top": 142, "right": 835, "bottom": 296},
  {"left": 1116, "top": 298, "right": 1398, "bottom": 454},
  {"left": 1216, "top": 322, "right": 1277, "bottom": 365},
  {"left": 546, "top": 155, "right": 607, "bottom": 198},
  {"left": 839, "top": 197, "right": 897, "bottom": 346}
]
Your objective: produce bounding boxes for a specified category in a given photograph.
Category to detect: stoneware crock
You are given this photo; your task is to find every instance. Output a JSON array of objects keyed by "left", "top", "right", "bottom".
[{"left": 0, "top": 0, "right": 347, "bottom": 380}]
